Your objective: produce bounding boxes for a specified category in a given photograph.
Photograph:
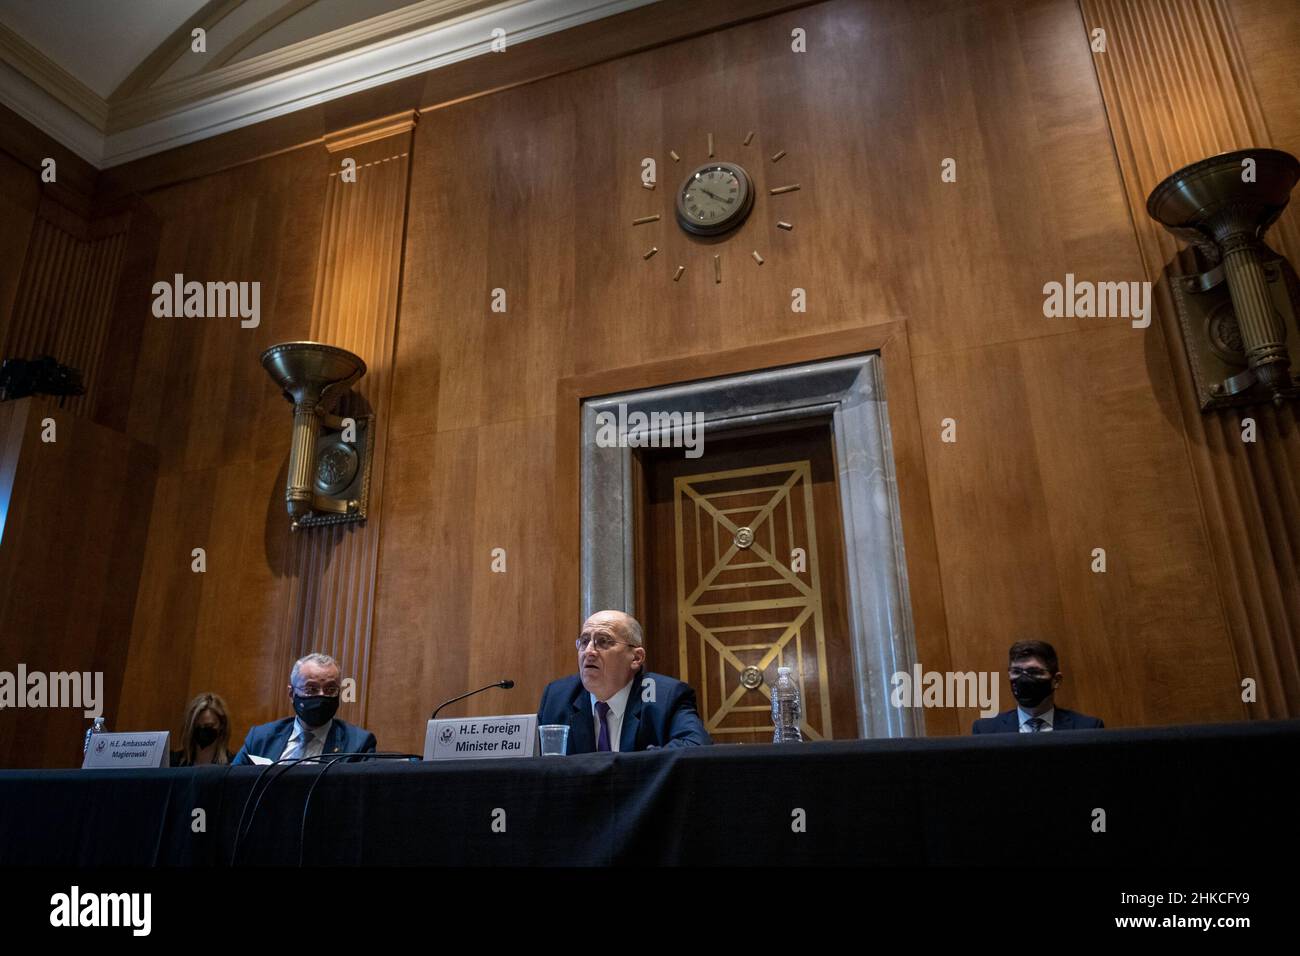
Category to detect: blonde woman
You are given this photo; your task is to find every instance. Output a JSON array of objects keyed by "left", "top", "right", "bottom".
[{"left": 171, "top": 693, "right": 235, "bottom": 767}]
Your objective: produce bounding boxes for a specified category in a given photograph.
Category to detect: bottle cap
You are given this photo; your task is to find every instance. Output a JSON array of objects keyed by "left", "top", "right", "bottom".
[{"left": 778, "top": 666, "right": 792, "bottom": 675}]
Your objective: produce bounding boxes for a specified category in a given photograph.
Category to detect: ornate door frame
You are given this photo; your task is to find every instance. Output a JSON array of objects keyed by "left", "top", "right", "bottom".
[{"left": 577, "top": 351, "right": 923, "bottom": 738}]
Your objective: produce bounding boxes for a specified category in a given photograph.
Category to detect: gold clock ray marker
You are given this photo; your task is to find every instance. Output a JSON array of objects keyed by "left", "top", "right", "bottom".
[{"left": 648, "top": 132, "right": 803, "bottom": 283}]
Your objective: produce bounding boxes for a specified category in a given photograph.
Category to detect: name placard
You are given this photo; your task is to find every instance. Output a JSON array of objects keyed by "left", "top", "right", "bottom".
[
  {"left": 82, "top": 732, "right": 171, "bottom": 769},
  {"left": 423, "top": 714, "right": 536, "bottom": 761}
]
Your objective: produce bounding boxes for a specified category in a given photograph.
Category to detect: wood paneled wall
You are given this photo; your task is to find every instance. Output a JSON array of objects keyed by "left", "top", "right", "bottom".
[
  {"left": 1082, "top": 0, "right": 1300, "bottom": 717},
  {"left": 113, "top": 147, "right": 329, "bottom": 740},
  {"left": 3, "top": 203, "right": 129, "bottom": 418},
  {"left": 275, "top": 114, "right": 417, "bottom": 729},
  {"left": 371, "top": 0, "right": 1252, "bottom": 750},
  {"left": 2, "top": 0, "right": 1298, "bottom": 765},
  {"left": 0, "top": 150, "right": 40, "bottom": 327},
  {"left": 0, "top": 150, "right": 158, "bottom": 768},
  {"left": 0, "top": 398, "right": 155, "bottom": 767}
]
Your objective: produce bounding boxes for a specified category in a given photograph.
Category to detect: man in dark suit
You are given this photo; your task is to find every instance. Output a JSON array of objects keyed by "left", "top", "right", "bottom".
[
  {"left": 972, "top": 639, "right": 1104, "bottom": 734},
  {"left": 537, "top": 610, "right": 711, "bottom": 753},
  {"left": 232, "top": 653, "right": 377, "bottom": 764}
]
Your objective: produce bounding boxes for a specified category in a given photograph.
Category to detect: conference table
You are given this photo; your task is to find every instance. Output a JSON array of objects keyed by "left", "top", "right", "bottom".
[{"left": 2, "top": 720, "right": 1296, "bottom": 866}]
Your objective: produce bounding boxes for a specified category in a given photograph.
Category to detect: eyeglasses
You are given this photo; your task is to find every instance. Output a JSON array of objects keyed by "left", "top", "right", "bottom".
[
  {"left": 294, "top": 683, "right": 341, "bottom": 697},
  {"left": 576, "top": 634, "right": 635, "bottom": 652}
]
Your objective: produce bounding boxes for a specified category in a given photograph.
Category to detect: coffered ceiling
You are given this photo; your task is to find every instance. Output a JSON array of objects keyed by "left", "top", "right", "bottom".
[{"left": 0, "top": 0, "right": 657, "bottom": 168}]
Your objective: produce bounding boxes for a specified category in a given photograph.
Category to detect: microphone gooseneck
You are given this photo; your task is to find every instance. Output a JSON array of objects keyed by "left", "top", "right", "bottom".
[{"left": 429, "top": 679, "right": 514, "bottom": 721}]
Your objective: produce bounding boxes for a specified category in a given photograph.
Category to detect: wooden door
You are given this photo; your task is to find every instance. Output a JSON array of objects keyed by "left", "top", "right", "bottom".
[{"left": 637, "top": 421, "right": 857, "bottom": 743}]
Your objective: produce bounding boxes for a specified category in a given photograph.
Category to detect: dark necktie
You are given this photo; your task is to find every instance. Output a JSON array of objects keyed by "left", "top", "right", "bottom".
[
  {"left": 1026, "top": 717, "right": 1045, "bottom": 733},
  {"left": 596, "top": 700, "right": 612, "bottom": 752},
  {"left": 291, "top": 730, "right": 314, "bottom": 758}
]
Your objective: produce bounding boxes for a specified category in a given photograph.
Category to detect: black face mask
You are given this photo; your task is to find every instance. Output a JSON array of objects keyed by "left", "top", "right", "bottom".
[
  {"left": 1011, "top": 675, "right": 1055, "bottom": 708},
  {"left": 192, "top": 726, "right": 220, "bottom": 748},
  {"left": 293, "top": 694, "right": 339, "bottom": 728}
]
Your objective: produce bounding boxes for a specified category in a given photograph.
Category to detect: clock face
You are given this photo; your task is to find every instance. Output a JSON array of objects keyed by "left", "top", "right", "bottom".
[{"left": 675, "top": 161, "right": 754, "bottom": 236}]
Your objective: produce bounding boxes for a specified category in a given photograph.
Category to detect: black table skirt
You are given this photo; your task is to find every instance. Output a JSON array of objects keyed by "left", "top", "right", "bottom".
[{"left": 2, "top": 720, "right": 1296, "bottom": 866}]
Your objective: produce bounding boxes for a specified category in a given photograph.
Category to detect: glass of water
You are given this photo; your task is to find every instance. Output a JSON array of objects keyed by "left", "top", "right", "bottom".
[{"left": 538, "top": 724, "right": 569, "bottom": 756}]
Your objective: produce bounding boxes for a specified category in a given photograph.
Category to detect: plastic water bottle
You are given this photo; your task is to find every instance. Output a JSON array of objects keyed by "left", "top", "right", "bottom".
[
  {"left": 83, "top": 716, "right": 105, "bottom": 755},
  {"left": 771, "top": 667, "right": 803, "bottom": 743}
]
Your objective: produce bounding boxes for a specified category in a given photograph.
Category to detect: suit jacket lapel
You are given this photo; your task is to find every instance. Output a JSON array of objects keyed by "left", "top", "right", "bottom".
[
  {"left": 324, "top": 720, "right": 343, "bottom": 755},
  {"left": 620, "top": 674, "right": 644, "bottom": 752},
  {"left": 269, "top": 720, "right": 294, "bottom": 760},
  {"left": 1054, "top": 708, "right": 1072, "bottom": 731},
  {"left": 1001, "top": 710, "right": 1019, "bottom": 733},
  {"left": 568, "top": 688, "right": 597, "bottom": 754}
]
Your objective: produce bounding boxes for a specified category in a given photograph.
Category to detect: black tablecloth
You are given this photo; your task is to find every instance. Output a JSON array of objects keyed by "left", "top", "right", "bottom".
[{"left": 2, "top": 720, "right": 1296, "bottom": 866}]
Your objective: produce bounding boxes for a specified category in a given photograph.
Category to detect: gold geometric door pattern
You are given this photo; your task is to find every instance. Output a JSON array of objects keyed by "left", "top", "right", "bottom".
[{"left": 673, "top": 461, "right": 833, "bottom": 740}]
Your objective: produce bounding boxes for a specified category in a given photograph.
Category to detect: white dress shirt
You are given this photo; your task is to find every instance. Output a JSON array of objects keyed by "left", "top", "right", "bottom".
[
  {"left": 279, "top": 717, "right": 333, "bottom": 759},
  {"left": 589, "top": 679, "right": 634, "bottom": 752},
  {"left": 1017, "top": 706, "right": 1055, "bottom": 732}
]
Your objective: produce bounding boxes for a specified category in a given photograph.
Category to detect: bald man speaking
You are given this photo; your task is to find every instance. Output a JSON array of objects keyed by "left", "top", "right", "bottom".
[{"left": 536, "top": 610, "right": 711, "bottom": 753}]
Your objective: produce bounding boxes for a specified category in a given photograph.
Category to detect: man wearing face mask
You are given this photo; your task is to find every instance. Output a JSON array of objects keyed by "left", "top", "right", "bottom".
[
  {"left": 232, "top": 653, "right": 377, "bottom": 764},
  {"left": 971, "top": 640, "right": 1104, "bottom": 734}
]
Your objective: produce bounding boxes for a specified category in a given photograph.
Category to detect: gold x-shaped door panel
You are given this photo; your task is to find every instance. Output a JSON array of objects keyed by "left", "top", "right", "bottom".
[{"left": 673, "top": 461, "right": 832, "bottom": 740}]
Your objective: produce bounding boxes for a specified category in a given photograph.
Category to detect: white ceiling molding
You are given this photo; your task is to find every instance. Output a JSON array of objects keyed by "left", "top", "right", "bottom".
[
  {"left": 110, "top": 0, "right": 513, "bottom": 131},
  {"left": 204, "top": 0, "right": 320, "bottom": 73},
  {"left": 0, "top": 0, "right": 658, "bottom": 170},
  {"left": 0, "top": 59, "right": 107, "bottom": 164},
  {"left": 111, "top": 0, "right": 245, "bottom": 101},
  {"left": 0, "top": 22, "right": 107, "bottom": 128}
]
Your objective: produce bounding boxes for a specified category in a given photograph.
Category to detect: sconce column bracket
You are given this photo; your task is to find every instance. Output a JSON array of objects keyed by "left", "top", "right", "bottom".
[
  {"left": 261, "top": 341, "right": 374, "bottom": 531},
  {"left": 1147, "top": 148, "right": 1300, "bottom": 410}
]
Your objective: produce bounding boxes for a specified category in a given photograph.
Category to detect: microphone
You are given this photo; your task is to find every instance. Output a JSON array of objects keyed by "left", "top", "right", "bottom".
[{"left": 429, "top": 680, "right": 514, "bottom": 721}]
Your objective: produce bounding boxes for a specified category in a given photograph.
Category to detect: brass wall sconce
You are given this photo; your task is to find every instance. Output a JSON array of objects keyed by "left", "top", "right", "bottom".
[
  {"left": 1147, "top": 148, "right": 1300, "bottom": 409},
  {"left": 261, "top": 341, "right": 374, "bottom": 530}
]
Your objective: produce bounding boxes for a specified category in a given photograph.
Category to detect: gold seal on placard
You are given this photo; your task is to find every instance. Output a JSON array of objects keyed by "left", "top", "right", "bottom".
[
  {"left": 741, "top": 666, "right": 764, "bottom": 690},
  {"left": 735, "top": 526, "right": 754, "bottom": 549}
]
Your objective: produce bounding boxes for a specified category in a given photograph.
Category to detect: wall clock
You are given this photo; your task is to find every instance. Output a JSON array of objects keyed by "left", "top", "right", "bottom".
[
  {"left": 675, "top": 161, "right": 755, "bottom": 236},
  {"left": 632, "top": 131, "right": 801, "bottom": 284}
]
